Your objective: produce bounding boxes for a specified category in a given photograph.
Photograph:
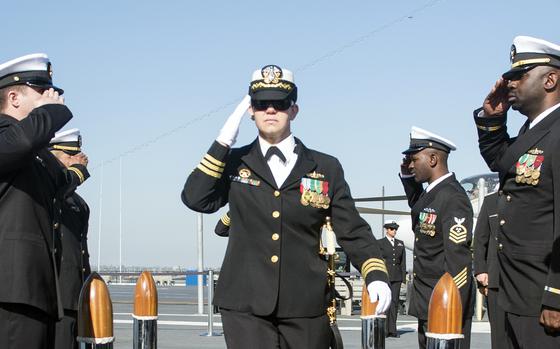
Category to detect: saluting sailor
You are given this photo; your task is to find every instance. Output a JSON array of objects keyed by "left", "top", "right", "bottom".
[
  {"left": 474, "top": 35, "right": 560, "bottom": 348},
  {"left": 400, "top": 127, "right": 474, "bottom": 349},
  {"left": 49, "top": 129, "right": 92, "bottom": 349},
  {"left": 181, "top": 65, "right": 392, "bottom": 348},
  {"left": 0, "top": 54, "right": 72, "bottom": 349}
]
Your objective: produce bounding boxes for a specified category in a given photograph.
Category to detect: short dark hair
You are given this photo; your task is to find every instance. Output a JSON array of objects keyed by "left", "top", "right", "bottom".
[{"left": 0, "top": 85, "right": 26, "bottom": 112}]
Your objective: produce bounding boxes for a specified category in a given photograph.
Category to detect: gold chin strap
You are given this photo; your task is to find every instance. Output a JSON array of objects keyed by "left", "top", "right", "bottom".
[
  {"left": 511, "top": 57, "right": 551, "bottom": 68},
  {"left": 52, "top": 144, "right": 81, "bottom": 152}
]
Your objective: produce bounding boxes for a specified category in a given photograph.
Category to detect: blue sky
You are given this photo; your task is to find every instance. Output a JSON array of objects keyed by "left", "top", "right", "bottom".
[{"left": 4, "top": 0, "right": 558, "bottom": 268}]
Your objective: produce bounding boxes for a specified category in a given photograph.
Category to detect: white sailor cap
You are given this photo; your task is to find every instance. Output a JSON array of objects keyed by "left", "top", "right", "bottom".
[
  {"left": 249, "top": 65, "right": 297, "bottom": 102},
  {"left": 402, "top": 126, "right": 457, "bottom": 154},
  {"left": 503, "top": 36, "right": 560, "bottom": 80},
  {"left": 49, "top": 128, "right": 81, "bottom": 155},
  {"left": 0, "top": 53, "right": 63, "bottom": 94},
  {"left": 383, "top": 220, "right": 399, "bottom": 229}
]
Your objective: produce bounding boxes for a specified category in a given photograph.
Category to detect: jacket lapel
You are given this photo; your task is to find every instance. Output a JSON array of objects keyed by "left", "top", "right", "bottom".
[
  {"left": 498, "top": 109, "right": 560, "bottom": 185},
  {"left": 240, "top": 139, "right": 278, "bottom": 188},
  {"left": 280, "top": 139, "right": 317, "bottom": 190}
]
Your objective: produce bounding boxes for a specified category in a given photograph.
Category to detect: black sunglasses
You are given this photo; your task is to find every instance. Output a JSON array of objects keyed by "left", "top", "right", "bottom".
[{"left": 251, "top": 99, "right": 293, "bottom": 111}]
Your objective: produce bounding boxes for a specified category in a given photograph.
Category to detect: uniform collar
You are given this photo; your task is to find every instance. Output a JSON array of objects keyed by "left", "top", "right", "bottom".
[
  {"left": 258, "top": 134, "right": 296, "bottom": 160},
  {"left": 529, "top": 102, "right": 560, "bottom": 129},
  {"left": 426, "top": 172, "right": 453, "bottom": 193}
]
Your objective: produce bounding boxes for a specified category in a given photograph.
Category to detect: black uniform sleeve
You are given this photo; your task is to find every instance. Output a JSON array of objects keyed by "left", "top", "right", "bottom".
[
  {"left": 330, "top": 158, "right": 388, "bottom": 284},
  {"left": 61, "top": 164, "right": 90, "bottom": 198},
  {"left": 473, "top": 196, "right": 491, "bottom": 276},
  {"left": 542, "top": 137, "right": 560, "bottom": 309},
  {"left": 181, "top": 141, "right": 231, "bottom": 213},
  {"left": 441, "top": 192, "right": 473, "bottom": 296},
  {"left": 214, "top": 212, "right": 230, "bottom": 237},
  {"left": 0, "top": 104, "right": 72, "bottom": 175},
  {"left": 474, "top": 108, "right": 512, "bottom": 171},
  {"left": 400, "top": 175, "right": 423, "bottom": 208}
]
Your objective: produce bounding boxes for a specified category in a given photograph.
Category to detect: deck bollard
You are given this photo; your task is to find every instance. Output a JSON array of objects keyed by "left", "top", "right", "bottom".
[
  {"left": 77, "top": 272, "right": 114, "bottom": 349},
  {"left": 426, "top": 273, "right": 463, "bottom": 349},
  {"left": 133, "top": 271, "right": 158, "bottom": 349},
  {"left": 361, "top": 282, "right": 385, "bottom": 349}
]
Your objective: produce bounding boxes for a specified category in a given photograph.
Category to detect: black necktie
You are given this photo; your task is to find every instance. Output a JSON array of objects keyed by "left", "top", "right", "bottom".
[{"left": 265, "top": 146, "right": 287, "bottom": 163}]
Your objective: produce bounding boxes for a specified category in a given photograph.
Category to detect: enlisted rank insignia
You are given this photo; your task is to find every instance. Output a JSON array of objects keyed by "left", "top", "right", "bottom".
[
  {"left": 300, "top": 177, "right": 330, "bottom": 209},
  {"left": 515, "top": 148, "right": 544, "bottom": 186},
  {"left": 449, "top": 217, "right": 467, "bottom": 244},
  {"left": 419, "top": 208, "right": 437, "bottom": 236}
]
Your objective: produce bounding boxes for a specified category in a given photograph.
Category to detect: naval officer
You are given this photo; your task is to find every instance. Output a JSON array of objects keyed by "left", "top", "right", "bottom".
[
  {"left": 400, "top": 127, "right": 474, "bottom": 348},
  {"left": 378, "top": 220, "right": 406, "bottom": 338},
  {"left": 0, "top": 54, "right": 72, "bottom": 348},
  {"left": 474, "top": 35, "right": 560, "bottom": 347},
  {"left": 181, "top": 65, "right": 391, "bottom": 348}
]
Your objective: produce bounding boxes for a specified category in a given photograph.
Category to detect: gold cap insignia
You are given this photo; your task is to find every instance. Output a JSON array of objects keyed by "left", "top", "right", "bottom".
[{"left": 261, "top": 65, "right": 282, "bottom": 84}]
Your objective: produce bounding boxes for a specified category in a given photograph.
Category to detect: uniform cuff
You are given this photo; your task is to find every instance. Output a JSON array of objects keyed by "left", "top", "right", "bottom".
[
  {"left": 195, "top": 141, "right": 229, "bottom": 179},
  {"left": 542, "top": 286, "right": 560, "bottom": 310},
  {"left": 68, "top": 164, "right": 90, "bottom": 184},
  {"left": 473, "top": 107, "right": 507, "bottom": 132},
  {"left": 362, "top": 258, "right": 389, "bottom": 284}
]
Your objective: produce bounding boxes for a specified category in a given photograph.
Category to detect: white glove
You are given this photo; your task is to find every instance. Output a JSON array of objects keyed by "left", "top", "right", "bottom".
[
  {"left": 216, "top": 95, "right": 251, "bottom": 147},
  {"left": 367, "top": 280, "right": 392, "bottom": 315}
]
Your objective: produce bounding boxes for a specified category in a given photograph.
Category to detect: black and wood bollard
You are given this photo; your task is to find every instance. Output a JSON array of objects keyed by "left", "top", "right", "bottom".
[
  {"left": 133, "top": 271, "right": 158, "bottom": 349},
  {"left": 77, "top": 272, "right": 114, "bottom": 349},
  {"left": 361, "top": 283, "right": 385, "bottom": 349},
  {"left": 426, "top": 272, "right": 463, "bottom": 349}
]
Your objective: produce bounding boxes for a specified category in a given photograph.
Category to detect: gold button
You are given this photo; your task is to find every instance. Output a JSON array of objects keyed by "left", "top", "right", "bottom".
[
  {"left": 81, "top": 250, "right": 85, "bottom": 255},
  {"left": 506, "top": 195, "right": 512, "bottom": 202},
  {"left": 498, "top": 243, "right": 503, "bottom": 251},
  {"left": 53, "top": 222, "right": 59, "bottom": 229},
  {"left": 413, "top": 272, "right": 417, "bottom": 277},
  {"left": 498, "top": 190, "right": 503, "bottom": 196},
  {"left": 272, "top": 211, "right": 280, "bottom": 218},
  {"left": 500, "top": 219, "right": 505, "bottom": 226},
  {"left": 272, "top": 233, "right": 280, "bottom": 241},
  {"left": 274, "top": 191, "right": 280, "bottom": 197},
  {"left": 415, "top": 237, "right": 419, "bottom": 242},
  {"left": 413, "top": 255, "right": 417, "bottom": 260},
  {"left": 271, "top": 255, "right": 279, "bottom": 263},
  {"left": 82, "top": 268, "right": 86, "bottom": 272}
]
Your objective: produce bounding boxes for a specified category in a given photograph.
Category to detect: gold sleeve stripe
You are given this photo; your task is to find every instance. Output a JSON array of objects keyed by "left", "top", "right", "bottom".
[
  {"left": 196, "top": 164, "right": 222, "bottom": 179},
  {"left": 201, "top": 158, "right": 224, "bottom": 173},
  {"left": 221, "top": 214, "right": 231, "bottom": 226},
  {"left": 204, "top": 154, "right": 225, "bottom": 168},
  {"left": 68, "top": 167, "right": 85, "bottom": 184},
  {"left": 361, "top": 258, "right": 388, "bottom": 277},
  {"left": 512, "top": 58, "right": 551, "bottom": 68},
  {"left": 453, "top": 267, "right": 468, "bottom": 289},
  {"left": 476, "top": 124, "right": 503, "bottom": 132},
  {"left": 545, "top": 286, "right": 560, "bottom": 295}
]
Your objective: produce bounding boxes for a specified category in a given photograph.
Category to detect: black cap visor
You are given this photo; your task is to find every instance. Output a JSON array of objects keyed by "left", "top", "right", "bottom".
[
  {"left": 384, "top": 223, "right": 399, "bottom": 229},
  {"left": 402, "top": 139, "right": 451, "bottom": 155},
  {"left": 502, "top": 64, "right": 537, "bottom": 80}
]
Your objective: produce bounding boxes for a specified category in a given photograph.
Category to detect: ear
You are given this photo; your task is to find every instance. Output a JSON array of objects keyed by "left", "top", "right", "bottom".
[
  {"left": 248, "top": 106, "right": 255, "bottom": 120},
  {"left": 429, "top": 152, "right": 439, "bottom": 167},
  {"left": 289, "top": 104, "right": 299, "bottom": 121},
  {"left": 544, "top": 69, "right": 559, "bottom": 91},
  {"left": 7, "top": 89, "right": 21, "bottom": 108}
]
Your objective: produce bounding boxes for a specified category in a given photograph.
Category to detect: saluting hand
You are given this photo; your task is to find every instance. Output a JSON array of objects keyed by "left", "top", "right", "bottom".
[
  {"left": 70, "top": 152, "right": 89, "bottom": 167},
  {"left": 540, "top": 307, "right": 560, "bottom": 332},
  {"left": 400, "top": 156, "right": 412, "bottom": 176},
  {"left": 216, "top": 95, "right": 251, "bottom": 148},
  {"left": 482, "top": 78, "right": 511, "bottom": 117},
  {"left": 35, "top": 88, "right": 64, "bottom": 109}
]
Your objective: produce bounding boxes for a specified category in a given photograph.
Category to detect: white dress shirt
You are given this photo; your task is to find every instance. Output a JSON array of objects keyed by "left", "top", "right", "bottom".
[
  {"left": 425, "top": 172, "right": 453, "bottom": 193},
  {"left": 529, "top": 102, "right": 560, "bottom": 129},
  {"left": 259, "top": 134, "right": 298, "bottom": 188}
]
